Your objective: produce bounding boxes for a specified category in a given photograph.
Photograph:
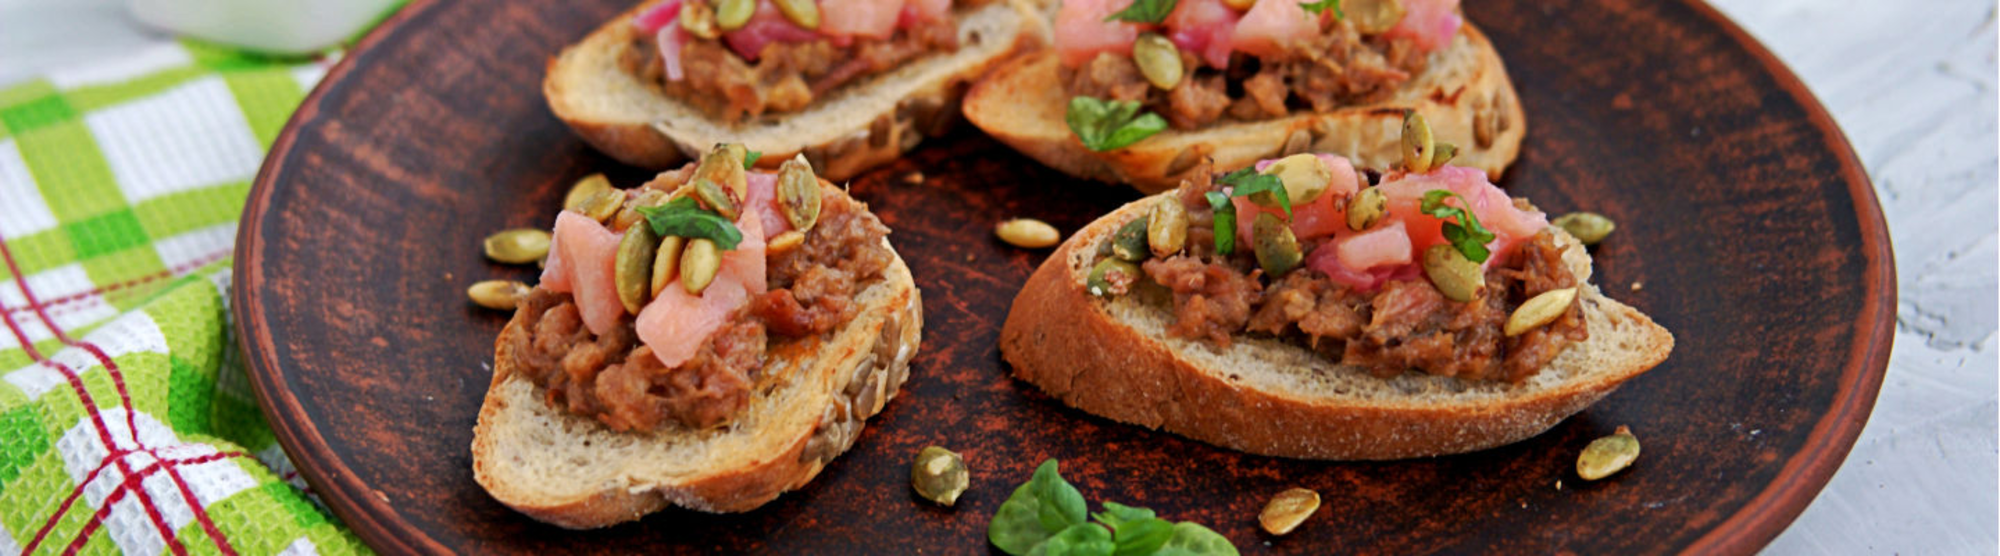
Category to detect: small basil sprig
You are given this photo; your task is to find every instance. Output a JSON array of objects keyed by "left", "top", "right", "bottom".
[
  {"left": 988, "top": 459, "right": 1239, "bottom": 556},
  {"left": 1298, "top": 0, "right": 1340, "bottom": 15},
  {"left": 743, "top": 150, "right": 762, "bottom": 169},
  {"left": 1104, "top": 0, "right": 1176, "bottom": 23},
  {"left": 1419, "top": 190, "right": 1496, "bottom": 263},
  {"left": 1067, "top": 96, "right": 1168, "bottom": 152},
  {"left": 1217, "top": 168, "right": 1290, "bottom": 217},
  {"left": 636, "top": 196, "right": 744, "bottom": 250},
  {"left": 1204, "top": 192, "right": 1236, "bottom": 256}
]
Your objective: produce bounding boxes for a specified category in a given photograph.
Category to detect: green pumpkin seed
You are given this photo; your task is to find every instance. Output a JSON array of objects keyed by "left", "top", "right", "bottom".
[
  {"left": 995, "top": 218, "right": 1060, "bottom": 248},
  {"left": 1258, "top": 488, "right": 1320, "bottom": 536},
  {"left": 651, "top": 235, "right": 686, "bottom": 297},
  {"left": 777, "top": 156, "right": 821, "bottom": 232},
  {"left": 1345, "top": 0, "right": 1405, "bottom": 34},
  {"left": 574, "top": 189, "right": 625, "bottom": 223},
  {"left": 612, "top": 189, "right": 672, "bottom": 232},
  {"left": 1087, "top": 258, "right": 1141, "bottom": 297},
  {"left": 1263, "top": 153, "right": 1332, "bottom": 204},
  {"left": 1505, "top": 287, "right": 1579, "bottom": 336},
  {"left": 774, "top": 0, "right": 821, "bottom": 28},
  {"left": 1133, "top": 33, "right": 1184, "bottom": 90},
  {"left": 1552, "top": 212, "right": 1616, "bottom": 245},
  {"left": 564, "top": 173, "right": 613, "bottom": 212},
  {"left": 1252, "top": 213, "right": 1302, "bottom": 277},
  {"left": 680, "top": 0, "right": 720, "bottom": 39},
  {"left": 692, "top": 178, "right": 740, "bottom": 221},
  {"left": 680, "top": 238, "right": 722, "bottom": 294},
  {"left": 1401, "top": 111, "right": 1435, "bottom": 173},
  {"left": 910, "top": 446, "right": 969, "bottom": 507},
  {"left": 483, "top": 229, "right": 551, "bottom": 265},
  {"left": 467, "top": 280, "right": 530, "bottom": 310},
  {"left": 1147, "top": 197, "right": 1189, "bottom": 257},
  {"left": 715, "top": 0, "right": 755, "bottom": 31},
  {"left": 1111, "top": 217, "right": 1150, "bottom": 261},
  {"left": 699, "top": 144, "right": 750, "bottom": 199},
  {"left": 616, "top": 225, "right": 661, "bottom": 314},
  {"left": 1422, "top": 244, "right": 1484, "bottom": 302},
  {"left": 1577, "top": 426, "right": 1640, "bottom": 480},
  {"left": 1431, "top": 141, "right": 1459, "bottom": 168},
  {"left": 1346, "top": 186, "right": 1388, "bottom": 231}
]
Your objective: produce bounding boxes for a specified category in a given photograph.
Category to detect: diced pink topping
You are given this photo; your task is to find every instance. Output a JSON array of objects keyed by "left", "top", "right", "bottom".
[
  {"left": 544, "top": 211, "right": 628, "bottom": 336},
  {"left": 821, "top": 0, "right": 908, "bottom": 39},
  {"left": 1053, "top": 0, "right": 1142, "bottom": 66},
  {"left": 723, "top": 0, "right": 823, "bottom": 61},
  {"left": 1378, "top": 164, "right": 1547, "bottom": 267},
  {"left": 743, "top": 172, "right": 792, "bottom": 236},
  {"left": 1229, "top": 0, "right": 1316, "bottom": 60},
  {"left": 659, "top": 26, "right": 691, "bottom": 81},
  {"left": 634, "top": 0, "right": 685, "bottom": 33},
  {"left": 900, "top": 0, "right": 952, "bottom": 26},
  {"left": 1384, "top": 0, "right": 1461, "bottom": 53},
  {"left": 634, "top": 178, "right": 772, "bottom": 368},
  {"left": 1163, "top": 0, "right": 1239, "bottom": 68},
  {"left": 1333, "top": 220, "right": 1411, "bottom": 269}
]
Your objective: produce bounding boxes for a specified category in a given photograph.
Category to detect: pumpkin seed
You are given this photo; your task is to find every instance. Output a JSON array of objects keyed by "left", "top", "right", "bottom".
[
  {"left": 680, "top": 0, "right": 720, "bottom": 39},
  {"left": 1505, "top": 287, "right": 1579, "bottom": 336},
  {"left": 612, "top": 189, "right": 671, "bottom": 232},
  {"left": 715, "top": 0, "right": 755, "bottom": 31},
  {"left": 1422, "top": 244, "right": 1484, "bottom": 302},
  {"left": 692, "top": 178, "right": 740, "bottom": 221},
  {"left": 1345, "top": 0, "right": 1404, "bottom": 34},
  {"left": 1552, "top": 212, "right": 1616, "bottom": 245},
  {"left": 482, "top": 229, "right": 551, "bottom": 265},
  {"left": 650, "top": 235, "right": 686, "bottom": 297},
  {"left": 767, "top": 230, "right": 806, "bottom": 254},
  {"left": 613, "top": 224, "right": 659, "bottom": 314},
  {"left": 680, "top": 238, "right": 721, "bottom": 294},
  {"left": 467, "top": 280, "right": 529, "bottom": 310},
  {"left": 910, "top": 446, "right": 969, "bottom": 507},
  {"left": 1401, "top": 111, "right": 1435, "bottom": 173},
  {"left": 1252, "top": 213, "right": 1302, "bottom": 277},
  {"left": 701, "top": 144, "right": 751, "bottom": 198},
  {"left": 1263, "top": 153, "right": 1332, "bottom": 204},
  {"left": 773, "top": 0, "right": 821, "bottom": 28},
  {"left": 1577, "top": 426, "right": 1640, "bottom": 480},
  {"left": 995, "top": 218, "right": 1059, "bottom": 248},
  {"left": 777, "top": 155, "right": 821, "bottom": 232},
  {"left": 1431, "top": 141, "right": 1459, "bottom": 168},
  {"left": 574, "top": 189, "right": 625, "bottom": 224},
  {"left": 1133, "top": 33, "right": 1184, "bottom": 90},
  {"left": 1111, "top": 217, "right": 1150, "bottom": 261},
  {"left": 1147, "top": 197, "right": 1189, "bottom": 257},
  {"left": 1346, "top": 186, "right": 1388, "bottom": 231},
  {"left": 1087, "top": 258, "right": 1141, "bottom": 297},
  {"left": 564, "top": 173, "right": 613, "bottom": 211},
  {"left": 1258, "top": 488, "right": 1320, "bottom": 536}
]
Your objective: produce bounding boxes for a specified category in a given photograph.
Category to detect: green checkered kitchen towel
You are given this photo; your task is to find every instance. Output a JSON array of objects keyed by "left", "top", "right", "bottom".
[{"left": 0, "top": 40, "right": 367, "bottom": 555}]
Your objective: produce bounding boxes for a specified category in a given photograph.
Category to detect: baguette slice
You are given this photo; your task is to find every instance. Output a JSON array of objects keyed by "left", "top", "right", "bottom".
[
  {"left": 1000, "top": 197, "right": 1672, "bottom": 460},
  {"left": 473, "top": 244, "right": 923, "bottom": 528},
  {"left": 963, "top": 22, "right": 1526, "bottom": 193},
  {"left": 545, "top": 0, "right": 1049, "bottom": 181}
]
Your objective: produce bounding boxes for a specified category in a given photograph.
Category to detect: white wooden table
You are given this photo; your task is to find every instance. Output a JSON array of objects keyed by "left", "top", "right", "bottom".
[{"left": 3, "top": 0, "right": 1992, "bottom": 553}]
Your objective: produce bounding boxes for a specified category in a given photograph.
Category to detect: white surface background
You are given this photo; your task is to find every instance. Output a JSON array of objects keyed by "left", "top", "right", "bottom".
[{"left": 3, "top": 0, "right": 1994, "bottom": 553}]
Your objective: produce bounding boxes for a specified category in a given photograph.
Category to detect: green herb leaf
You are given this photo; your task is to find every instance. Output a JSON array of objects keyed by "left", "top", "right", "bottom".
[
  {"left": 742, "top": 150, "right": 762, "bottom": 169},
  {"left": 1419, "top": 190, "right": 1495, "bottom": 263},
  {"left": 1092, "top": 502, "right": 1157, "bottom": 529},
  {"left": 636, "top": 197, "right": 744, "bottom": 250},
  {"left": 1066, "top": 96, "right": 1168, "bottom": 152},
  {"left": 1110, "top": 518, "right": 1174, "bottom": 556},
  {"left": 991, "top": 459, "right": 1089, "bottom": 555},
  {"left": 1104, "top": 0, "right": 1176, "bottom": 23},
  {"left": 1033, "top": 460, "right": 1089, "bottom": 532},
  {"left": 1036, "top": 523, "right": 1116, "bottom": 556},
  {"left": 1298, "top": 0, "right": 1340, "bottom": 16},
  {"left": 1205, "top": 191, "right": 1235, "bottom": 256},
  {"left": 1219, "top": 168, "right": 1291, "bottom": 217},
  {"left": 1155, "top": 522, "right": 1239, "bottom": 556}
]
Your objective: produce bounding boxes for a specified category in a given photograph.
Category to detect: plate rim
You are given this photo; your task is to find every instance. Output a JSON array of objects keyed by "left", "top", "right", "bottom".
[{"left": 230, "top": 0, "right": 1897, "bottom": 553}]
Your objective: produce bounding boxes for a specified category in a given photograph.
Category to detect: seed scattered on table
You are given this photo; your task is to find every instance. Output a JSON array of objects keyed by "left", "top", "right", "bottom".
[
  {"left": 1577, "top": 425, "right": 1641, "bottom": 480},
  {"left": 995, "top": 218, "right": 1059, "bottom": 248},
  {"left": 468, "top": 280, "right": 529, "bottom": 310},
  {"left": 1258, "top": 487, "right": 1320, "bottom": 536}
]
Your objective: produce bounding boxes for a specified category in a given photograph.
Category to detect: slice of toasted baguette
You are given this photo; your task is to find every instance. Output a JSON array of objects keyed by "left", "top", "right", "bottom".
[
  {"left": 1000, "top": 197, "right": 1672, "bottom": 460},
  {"left": 963, "top": 23, "right": 1526, "bottom": 193},
  {"left": 473, "top": 244, "right": 923, "bottom": 528},
  {"left": 545, "top": 0, "right": 1049, "bottom": 181}
]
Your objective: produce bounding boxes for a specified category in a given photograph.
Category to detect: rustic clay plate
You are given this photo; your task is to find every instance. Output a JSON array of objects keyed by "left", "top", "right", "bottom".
[{"left": 233, "top": 0, "right": 1894, "bottom": 553}]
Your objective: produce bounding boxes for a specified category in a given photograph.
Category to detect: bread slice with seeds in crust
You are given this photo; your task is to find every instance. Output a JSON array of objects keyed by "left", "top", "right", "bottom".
[{"left": 999, "top": 195, "right": 1673, "bottom": 460}]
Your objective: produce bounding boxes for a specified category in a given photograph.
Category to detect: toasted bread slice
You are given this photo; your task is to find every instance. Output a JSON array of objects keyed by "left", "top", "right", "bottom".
[
  {"left": 545, "top": 0, "right": 1049, "bottom": 181},
  {"left": 1000, "top": 197, "right": 1672, "bottom": 460},
  {"left": 963, "top": 23, "right": 1526, "bottom": 193},
  {"left": 473, "top": 245, "right": 923, "bottom": 528}
]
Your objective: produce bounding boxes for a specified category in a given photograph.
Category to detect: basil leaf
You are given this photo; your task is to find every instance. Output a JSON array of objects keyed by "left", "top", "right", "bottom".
[
  {"left": 1154, "top": 522, "right": 1239, "bottom": 556},
  {"left": 1418, "top": 189, "right": 1496, "bottom": 263},
  {"left": 1066, "top": 96, "right": 1168, "bottom": 152},
  {"left": 1205, "top": 191, "right": 1235, "bottom": 256},
  {"left": 1219, "top": 168, "right": 1291, "bottom": 217},
  {"left": 636, "top": 197, "right": 745, "bottom": 250},
  {"left": 1111, "top": 518, "right": 1173, "bottom": 556},
  {"left": 1032, "top": 523, "right": 1116, "bottom": 556},
  {"left": 991, "top": 478, "right": 1055, "bottom": 553},
  {"left": 1299, "top": 0, "right": 1340, "bottom": 16},
  {"left": 1032, "top": 460, "right": 1088, "bottom": 532},
  {"left": 1104, "top": 0, "right": 1176, "bottom": 23},
  {"left": 743, "top": 150, "right": 762, "bottom": 169},
  {"left": 1092, "top": 501, "right": 1157, "bottom": 529}
]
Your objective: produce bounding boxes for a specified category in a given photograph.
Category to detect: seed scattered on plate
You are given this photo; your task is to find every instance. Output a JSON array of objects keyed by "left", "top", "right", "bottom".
[
  {"left": 1577, "top": 425, "right": 1640, "bottom": 481},
  {"left": 995, "top": 218, "right": 1059, "bottom": 248},
  {"left": 1258, "top": 487, "right": 1320, "bottom": 536},
  {"left": 483, "top": 229, "right": 551, "bottom": 265},
  {"left": 468, "top": 280, "right": 530, "bottom": 310}
]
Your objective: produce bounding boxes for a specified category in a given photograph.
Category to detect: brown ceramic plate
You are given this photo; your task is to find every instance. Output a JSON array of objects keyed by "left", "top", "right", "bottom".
[{"left": 234, "top": 0, "right": 1893, "bottom": 553}]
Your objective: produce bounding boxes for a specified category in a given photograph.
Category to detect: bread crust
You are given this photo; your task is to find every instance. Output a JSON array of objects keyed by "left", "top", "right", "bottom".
[
  {"left": 963, "top": 23, "right": 1526, "bottom": 193},
  {"left": 545, "top": 0, "right": 1049, "bottom": 181},
  {"left": 1000, "top": 198, "right": 1673, "bottom": 460},
  {"left": 473, "top": 239, "right": 924, "bottom": 528}
]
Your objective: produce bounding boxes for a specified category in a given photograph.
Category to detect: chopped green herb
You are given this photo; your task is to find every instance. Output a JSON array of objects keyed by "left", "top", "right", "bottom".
[
  {"left": 1205, "top": 191, "right": 1236, "bottom": 256},
  {"left": 1420, "top": 189, "right": 1496, "bottom": 263},
  {"left": 987, "top": 459, "right": 1239, "bottom": 556},
  {"left": 1218, "top": 168, "right": 1291, "bottom": 217},
  {"left": 636, "top": 197, "right": 745, "bottom": 250},
  {"left": 742, "top": 150, "right": 762, "bottom": 169},
  {"left": 1067, "top": 96, "right": 1168, "bottom": 152},
  {"left": 1299, "top": 0, "right": 1341, "bottom": 16},
  {"left": 1104, "top": 0, "right": 1176, "bottom": 23}
]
